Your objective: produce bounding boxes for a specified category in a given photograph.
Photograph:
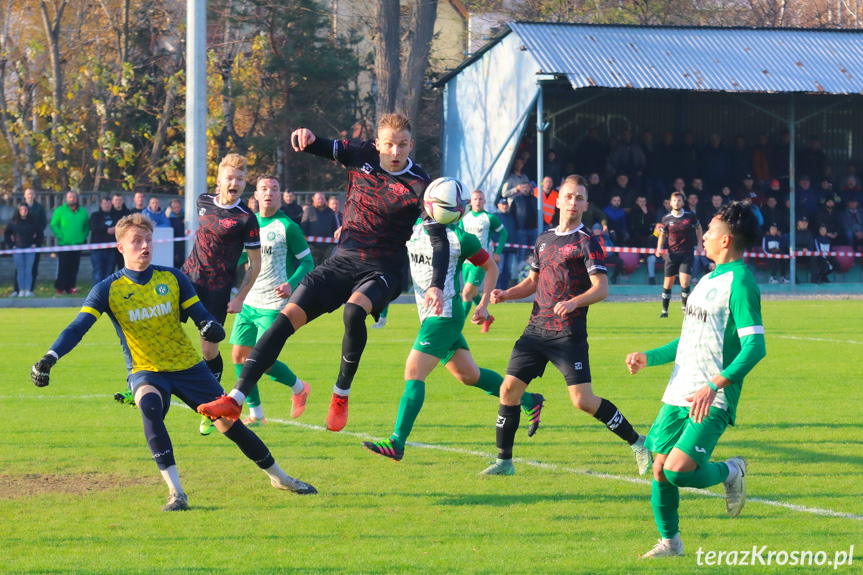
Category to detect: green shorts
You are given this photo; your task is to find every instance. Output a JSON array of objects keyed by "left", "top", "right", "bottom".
[
  {"left": 412, "top": 315, "right": 469, "bottom": 364},
  {"left": 644, "top": 404, "right": 730, "bottom": 468},
  {"left": 462, "top": 261, "right": 485, "bottom": 287},
  {"left": 229, "top": 304, "right": 283, "bottom": 347}
]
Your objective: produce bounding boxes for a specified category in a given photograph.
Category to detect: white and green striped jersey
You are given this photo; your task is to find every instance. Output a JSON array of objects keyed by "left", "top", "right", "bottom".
[
  {"left": 242, "top": 211, "right": 311, "bottom": 311},
  {"left": 647, "top": 259, "right": 765, "bottom": 424},
  {"left": 459, "top": 210, "right": 505, "bottom": 255},
  {"left": 407, "top": 219, "right": 482, "bottom": 322}
]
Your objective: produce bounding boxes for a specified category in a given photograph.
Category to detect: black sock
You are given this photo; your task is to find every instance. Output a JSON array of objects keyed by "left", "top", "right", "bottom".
[
  {"left": 205, "top": 354, "right": 223, "bottom": 383},
  {"left": 681, "top": 286, "right": 691, "bottom": 310},
  {"left": 223, "top": 420, "right": 276, "bottom": 469},
  {"left": 337, "top": 303, "right": 368, "bottom": 392},
  {"left": 139, "top": 392, "right": 176, "bottom": 470},
  {"left": 237, "top": 314, "right": 294, "bottom": 395},
  {"left": 496, "top": 404, "right": 521, "bottom": 460},
  {"left": 593, "top": 398, "right": 639, "bottom": 445},
  {"left": 661, "top": 288, "right": 671, "bottom": 312}
]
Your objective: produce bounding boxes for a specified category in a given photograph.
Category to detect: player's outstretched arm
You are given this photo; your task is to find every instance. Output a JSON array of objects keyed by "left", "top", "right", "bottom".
[
  {"left": 228, "top": 248, "right": 261, "bottom": 313},
  {"left": 625, "top": 352, "right": 648, "bottom": 375},
  {"left": 655, "top": 230, "right": 666, "bottom": 258},
  {"left": 291, "top": 128, "right": 316, "bottom": 151},
  {"left": 472, "top": 252, "right": 500, "bottom": 324},
  {"left": 31, "top": 311, "right": 99, "bottom": 386},
  {"left": 495, "top": 269, "right": 539, "bottom": 303}
]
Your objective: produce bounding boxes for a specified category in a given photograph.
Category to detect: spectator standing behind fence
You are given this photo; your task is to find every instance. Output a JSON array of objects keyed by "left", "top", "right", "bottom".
[
  {"left": 494, "top": 197, "right": 517, "bottom": 289},
  {"left": 794, "top": 216, "right": 813, "bottom": 283},
  {"left": 167, "top": 198, "right": 186, "bottom": 268},
  {"left": 816, "top": 197, "right": 842, "bottom": 241},
  {"left": 841, "top": 197, "right": 862, "bottom": 246},
  {"left": 5, "top": 203, "right": 43, "bottom": 297},
  {"left": 510, "top": 180, "right": 539, "bottom": 271},
  {"left": 50, "top": 191, "right": 89, "bottom": 295},
  {"left": 14, "top": 188, "right": 47, "bottom": 296},
  {"left": 811, "top": 224, "right": 836, "bottom": 284},
  {"left": 280, "top": 189, "right": 304, "bottom": 226},
  {"left": 628, "top": 195, "right": 658, "bottom": 285},
  {"left": 89, "top": 196, "right": 117, "bottom": 286},
  {"left": 141, "top": 197, "right": 171, "bottom": 227},
  {"left": 130, "top": 191, "right": 146, "bottom": 213},
  {"left": 328, "top": 195, "right": 342, "bottom": 228},
  {"left": 592, "top": 222, "right": 622, "bottom": 285},
  {"left": 534, "top": 176, "right": 559, "bottom": 231},
  {"left": 603, "top": 194, "right": 627, "bottom": 246},
  {"left": 500, "top": 157, "right": 531, "bottom": 204},
  {"left": 301, "top": 192, "right": 338, "bottom": 266},
  {"left": 110, "top": 193, "right": 132, "bottom": 271},
  {"left": 762, "top": 223, "right": 790, "bottom": 284}
]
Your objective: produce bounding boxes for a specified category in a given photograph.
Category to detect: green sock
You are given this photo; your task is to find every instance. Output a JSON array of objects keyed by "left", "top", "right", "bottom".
[
  {"left": 472, "top": 368, "right": 535, "bottom": 410},
  {"left": 651, "top": 479, "right": 680, "bottom": 539},
  {"left": 267, "top": 360, "right": 298, "bottom": 388},
  {"left": 391, "top": 380, "right": 425, "bottom": 449},
  {"left": 664, "top": 462, "right": 729, "bottom": 489},
  {"left": 472, "top": 294, "right": 482, "bottom": 306},
  {"left": 380, "top": 304, "right": 389, "bottom": 319},
  {"left": 237, "top": 363, "right": 262, "bottom": 408},
  {"left": 462, "top": 299, "right": 473, "bottom": 318}
]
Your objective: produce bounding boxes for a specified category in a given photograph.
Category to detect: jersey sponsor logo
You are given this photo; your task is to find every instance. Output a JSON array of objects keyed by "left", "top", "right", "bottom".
[
  {"left": 155, "top": 283, "right": 169, "bottom": 296},
  {"left": 219, "top": 218, "right": 237, "bottom": 229},
  {"left": 686, "top": 305, "right": 708, "bottom": 323},
  {"left": 410, "top": 252, "right": 433, "bottom": 265},
  {"left": 122, "top": 292, "right": 134, "bottom": 300},
  {"left": 128, "top": 302, "right": 172, "bottom": 322},
  {"left": 262, "top": 245, "right": 274, "bottom": 255},
  {"left": 361, "top": 163, "right": 374, "bottom": 174},
  {"left": 694, "top": 446, "right": 707, "bottom": 453},
  {"left": 559, "top": 244, "right": 576, "bottom": 256},
  {"left": 389, "top": 183, "right": 410, "bottom": 196},
  {"left": 419, "top": 341, "right": 431, "bottom": 346}
]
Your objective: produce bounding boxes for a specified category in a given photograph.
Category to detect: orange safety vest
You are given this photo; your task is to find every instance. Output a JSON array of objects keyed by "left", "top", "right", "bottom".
[{"left": 534, "top": 187, "right": 559, "bottom": 224}]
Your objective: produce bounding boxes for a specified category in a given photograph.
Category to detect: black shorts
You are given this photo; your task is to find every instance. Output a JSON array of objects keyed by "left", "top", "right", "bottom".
[
  {"left": 191, "top": 282, "right": 231, "bottom": 324},
  {"left": 289, "top": 253, "right": 404, "bottom": 322},
  {"left": 664, "top": 251, "right": 694, "bottom": 277},
  {"left": 506, "top": 329, "right": 591, "bottom": 386}
]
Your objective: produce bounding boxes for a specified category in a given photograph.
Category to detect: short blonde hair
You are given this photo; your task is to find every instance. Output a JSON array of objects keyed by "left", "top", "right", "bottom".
[
  {"left": 219, "top": 153, "right": 247, "bottom": 173},
  {"left": 115, "top": 213, "right": 154, "bottom": 241},
  {"left": 378, "top": 113, "right": 412, "bottom": 135}
]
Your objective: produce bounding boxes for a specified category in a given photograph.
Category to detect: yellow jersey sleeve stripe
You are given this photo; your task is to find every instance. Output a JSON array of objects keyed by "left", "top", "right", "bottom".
[
  {"left": 181, "top": 295, "right": 200, "bottom": 310},
  {"left": 81, "top": 306, "right": 101, "bottom": 319}
]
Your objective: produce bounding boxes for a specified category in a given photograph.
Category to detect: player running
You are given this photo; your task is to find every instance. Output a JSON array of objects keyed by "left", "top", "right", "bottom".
[
  {"left": 30, "top": 214, "right": 315, "bottom": 512},
  {"left": 229, "top": 175, "right": 314, "bottom": 427},
  {"left": 458, "top": 190, "right": 507, "bottom": 333},
  {"left": 197, "top": 113, "right": 450, "bottom": 432},
  {"left": 627, "top": 201, "right": 765, "bottom": 558},
  {"left": 656, "top": 191, "right": 702, "bottom": 318},
  {"left": 481, "top": 175, "right": 652, "bottom": 477},
  {"left": 362, "top": 218, "right": 543, "bottom": 462}
]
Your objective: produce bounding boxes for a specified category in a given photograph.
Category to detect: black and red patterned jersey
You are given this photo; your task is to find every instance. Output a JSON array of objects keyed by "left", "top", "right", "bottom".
[
  {"left": 526, "top": 225, "right": 607, "bottom": 336},
  {"left": 182, "top": 193, "right": 260, "bottom": 290},
  {"left": 304, "top": 137, "right": 431, "bottom": 263},
  {"left": 659, "top": 210, "right": 700, "bottom": 255}
]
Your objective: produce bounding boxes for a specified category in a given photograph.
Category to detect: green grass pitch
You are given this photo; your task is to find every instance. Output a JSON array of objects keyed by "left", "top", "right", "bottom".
[{"left": 1, "top": 300, "right": 860, "bottom": 574}]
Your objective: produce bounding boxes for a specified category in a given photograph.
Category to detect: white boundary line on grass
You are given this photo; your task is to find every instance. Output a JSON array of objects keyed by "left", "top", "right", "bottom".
[{"left": 772, "top": 335, "right": 862, "bottom": 345}]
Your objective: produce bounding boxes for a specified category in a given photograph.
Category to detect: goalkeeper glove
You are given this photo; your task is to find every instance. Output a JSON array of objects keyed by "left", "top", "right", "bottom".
[
  {"left": 31, "top": 354, "right": 57, "bottom": 387},
  {"left": 199, "top": 320, "right": 225, "bottom": 343}
]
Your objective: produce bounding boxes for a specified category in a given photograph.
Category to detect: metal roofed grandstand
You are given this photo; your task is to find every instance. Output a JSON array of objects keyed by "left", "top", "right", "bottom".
[{"left": 507, "top": 22, "right": 863, "bottom": 94}]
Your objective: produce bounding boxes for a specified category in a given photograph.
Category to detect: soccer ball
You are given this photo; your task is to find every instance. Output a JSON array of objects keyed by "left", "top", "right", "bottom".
[{"left": 424, "top": 177, "right": 469, "bottom": 225}]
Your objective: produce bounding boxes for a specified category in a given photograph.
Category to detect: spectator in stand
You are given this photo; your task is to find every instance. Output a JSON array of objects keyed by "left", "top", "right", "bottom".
[
  {"left": 581, "top": 192, "right": 609, "bottom": 234},
  {"left": 794, "top": 215, "right": 813, "bottom": 282},
  {"left": 586, "top": 172, "right": 606, "bottom": 206},
  {"left": 494, "top": 197, "right": 517, "bottom": 289},
  {"left": 700, "top": 133, "right": 730, "bottom": 191},
  {"left": 798, "top": 136, "right": 828, "bottom": 182},
  {"left": 760, "top": 196, "right": 780, "bottom": 233},
  {"left": 603, "top": 194, "right": 627, "bottom": 245},
  {"left": 811, "top": 224, "right": 836, "bottom": 284},
  {"left": 819, "top": 179, "right": 842, "bottom": 208},
  {"left": 280, "top": 189, "right": 304, "bottom": 226},
  {"left": 5, "top": 203, "right": 43, "bottom": 297},
  {"left": 686, "top": 192, "right": 700, "bottom": 219},
  {"left": 544, "top": 149, "right": 562, "bottom": 188},
  {"left": 301, "top": 191, "right": 338, "bottom": 266},
  {"left": 816, "top": 197, "right": 842, "bottom": 240},
  {"left": 328, "top": 195, "right": 342, "bottom": 228},
  {"left": 500, "top": 157, "right": 531, "bottom": 204},
  {"left": 843, "top": 163, "right": 861, "bottom": 192},
  {"left": 702, "top": 193, "right": 724, "bottom": 226},
  {"left": 248, "top": 197, "right": 259, "bottom": 213},
  {"left": 762, "top": 223, "right": 790, "bottom": 284},
  {"left": 167, "top": 198, "right": 186, "bottom": 268},
  {"left": 767, "top": 178, "right": 782, "bottom": 200},
  {"left": 575, "top": 127, "right": 607, "bottom": 178},
  {"left": 130, "top": 191, "right": 146, "bottom": 213},
  {"left": 771, "top": 129, "right": 791, "bottom": 186},
  {"left": 628, "top": 195, "right": 658, "bottom": 285},
  {"left": 729, "top": 134, "right": 751, "bottom": 186},
  {"left": 670, "top": 177, "right": 687, "bottom": 200},
  {"left": 89, "top": 196, "right": 117, "bottom": 286},
  {"left": 797, "top": 175, "right": 820, "bottom": 221},
  {"left": 592, "top": 223, "right": 622, "bottom": 285},
  {"left": 690, "top": 177, "right": 706, "bottom": 202},
  {"left": 609, "top": 172, "right": 635, "bottom": 212},
  {"left": 720, "top": 186, "right": 735, "bottom": 205},
  {"left": 737, "top": 174, "right": 763, "bottom": 206},
  {"left": 655, "top": 197, "right": 672, "bottom": 222},
  {"left": 110, "top": 193, "right": 132, "bottom": 271},
  {"left": 14, "top": 188, "right": 47, "bottom": 296},
  {"left": 653, "top": 131, "right": 679, "bottom": 205},
  {"left": 605, "top": 135, "right": 619, "bottom": 179},
  {"left": 534, "top": 176, "right": 559, "bottom": 231},
  {"left": 839, "top": 177, "right": 859, "bottom": 204},
  {"left": 510, "top": 180, "right": 539, "bottom": 269},
  {"left": 141, "top": 197, "right": 171, "bottom": 227},
  {"left": 841, "top": 196, "right": 862, "bottom": 246},
  {"left": 641, "top": 130, "right": 663, "bottom": 205},
  {"left": 610, "top": 128, "right": 646, "bottom": 190},
  {"left": 50, "top": 191, "right": 89, "bottom": 295},
  {"left": 679, "top": 131, "right": 699, "bottom": 184},
  {"left": 751, "top": 133, "right": 772, "bottom": 185}
]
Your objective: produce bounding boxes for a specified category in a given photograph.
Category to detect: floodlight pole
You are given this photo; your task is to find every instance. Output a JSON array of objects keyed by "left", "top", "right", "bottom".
[
  {"left": 184, "top": 0, "right": 206, "bottom": 252},
  {"left": 536, "top": 83, "right": 547, "bottom": 235},
  {"left": 788, "top": 95, "right": 797, "bottom": 292}
]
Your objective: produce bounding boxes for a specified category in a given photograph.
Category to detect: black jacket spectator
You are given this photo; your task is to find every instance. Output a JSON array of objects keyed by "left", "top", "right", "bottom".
[
  {"left": 90, "top": 207, "right": 116, "bottom": 244},
  {"left": 4, "top": 215, "right": 44, "bottom": 248}
]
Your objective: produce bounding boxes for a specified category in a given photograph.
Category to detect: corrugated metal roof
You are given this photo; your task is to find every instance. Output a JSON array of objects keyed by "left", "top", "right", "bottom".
[{"left": 502, "top": 23, "right": 863, "bottom": 95}]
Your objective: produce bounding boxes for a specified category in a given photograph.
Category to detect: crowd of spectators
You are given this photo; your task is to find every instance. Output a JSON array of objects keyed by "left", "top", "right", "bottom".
[{"left": 490, "top": 128, "right": 863, "bottom": 285}]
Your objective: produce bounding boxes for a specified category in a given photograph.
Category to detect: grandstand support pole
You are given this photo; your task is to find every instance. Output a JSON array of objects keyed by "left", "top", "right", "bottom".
[
  {"left": 788, "top": 95, "right": 797, "bottom": 292},
  {"left": 535, "top": 82, "right": 549, "bottom": 236},
  {"left": 184, "top": 0, "right": 206, "bottom": 254}
]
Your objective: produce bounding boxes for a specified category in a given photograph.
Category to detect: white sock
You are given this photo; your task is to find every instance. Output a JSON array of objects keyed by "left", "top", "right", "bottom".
[
  {"left": 228, "top": 389, "right": 246, "bottom": 405},
  {"left": 290, "top": 379, "right": 305, "bottom": 395},
  {"left": 725, "top": 459, "right": 741, "bottom": 483},
  {"left": 160, "top": 465, "right": 183, "bottom": 494},
  {"left": 249, "top": 405, "right": 264, "bottom": 420},
  {"left": 333, "top": 386, "right": 350, "bottom": 397},
  {"left": 263, "top": 461, "right": 290, "bottom": 484}
]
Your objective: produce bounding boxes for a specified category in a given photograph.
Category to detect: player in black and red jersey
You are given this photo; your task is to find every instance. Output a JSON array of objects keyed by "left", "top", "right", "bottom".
[
  {"left": 197, "top": 113, "right": 449, "bottom": 432},
  {"left": 480, "top": 175, "right": 652, "bottom": 477},
  {"left": 655, "top": 191, "right": 703, "bottom": 318}
]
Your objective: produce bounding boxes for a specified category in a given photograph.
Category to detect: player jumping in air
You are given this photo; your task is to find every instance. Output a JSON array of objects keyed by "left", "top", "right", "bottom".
[
  {"left": 362, "top": 218, "right": 543, "bottom": 461},
  {"left": 458, "top": 190, "right": 507, "bottom": 333},
  {"left": 229, "top": 175, "right": 314, "bottom": 426},
  {"left": 481, "top": 175, "right": 652, "bottom": 477},
  {"left": 31, "top": 214, "right": 315, "bottom": 512},
  {"left": 197, "top": 113, "right": 450, "bottom": 432},
  {"left": 628, "top": 201, "right": 765, "bottom": 558},
  {"left": 656, "top": 191, "right": 702, "bottom": 318}
]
